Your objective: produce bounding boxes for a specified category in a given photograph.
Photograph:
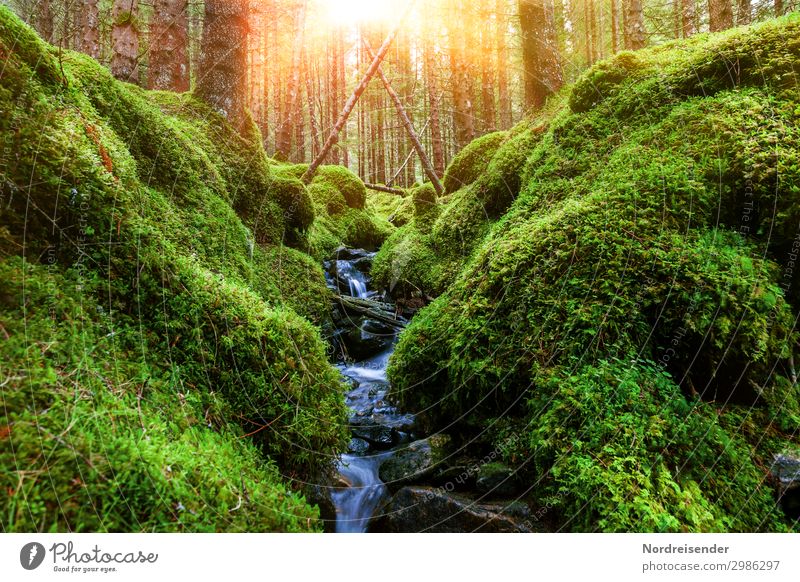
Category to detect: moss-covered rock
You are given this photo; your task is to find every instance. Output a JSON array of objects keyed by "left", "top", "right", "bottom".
[
  {"left": 442, "top": 131, "right": 508, "bottom": 194},
  {"left": 387, "top": 14, "right": 800, "bottom": 532},
  {"left": 0, "top": 6, "right": 347, "bottom": 532}
]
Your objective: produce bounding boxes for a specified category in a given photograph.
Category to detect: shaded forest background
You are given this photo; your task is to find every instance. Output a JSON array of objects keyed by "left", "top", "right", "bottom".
[{"left": 8, "top": 0, "right": 797, "bottom": 187}]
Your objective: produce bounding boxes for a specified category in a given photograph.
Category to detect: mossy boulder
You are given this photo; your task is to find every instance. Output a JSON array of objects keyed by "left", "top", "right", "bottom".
[
  {"left": 0, "top": 6, "right": 346, "bottom": 532},
  {"left": 443, "top": 131, "right": 508, "bottom": 194},
  {"left": 387, "top": 14, "right": 800, "bottom": 532}
]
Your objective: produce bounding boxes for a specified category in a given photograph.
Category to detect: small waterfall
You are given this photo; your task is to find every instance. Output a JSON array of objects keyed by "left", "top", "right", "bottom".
[
  {"left": 331, "top": 453, "right": 390, "bottom": 533},
  {"left": 348, "top": 277, "right": 368, "bottom": 299}
]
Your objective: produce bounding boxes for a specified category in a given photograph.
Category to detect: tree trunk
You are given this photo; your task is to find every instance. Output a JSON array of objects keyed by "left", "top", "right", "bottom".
[
  {"left": 623, "top": 0, "right": 647, "bottom": 50},
  {"left": 449, "top": 0, "right": 475, "bottom": 148},
  {"left": 708, "top": 0, "right": 733, "bottom": 32},
  {"left": 111, "top": 0, "right": 139, "bottom": 83},
  {"left": 150, "top": 0, "right": 189, "bottom": 91},
  {"left": 610, "top": 0, "right": 619, "bottom": 51},
  {"left": 196, "top": 0, "right": 249, "bottom": 132},
  {"left": 519, "top": 0, "right": 563, "bottom": 110},
  {"left": 81, "top": 0, "right": 99, "bottom": 58},
  {"left": 736, "top": 0, "right": 751, "bottom": 24},
  {"left": 423, "top": 27, "right": 446, "bottom": 177},
  {"left": 39, "top": 0, "right": 54, "bottom": 43},
  {"left": 496, "top": 0, "right": 513, "bottom": 128},
  {"left": 480, "top": 3, "right": 496, "bottom": 134},
  {"left": 682, "top": 0, "right": 697, "bottom": 37},
  {"left": 363, "top": 40, "right": 444, "bottom": 195},
  {"left": 775, "top": 0, "right": 784, "bottom": 16},
  {"left": 302, "top": 6, "right": 413, "bottom": 184},
  {"left": 276, "top": 1, "right": 307, "bottom": 159}
]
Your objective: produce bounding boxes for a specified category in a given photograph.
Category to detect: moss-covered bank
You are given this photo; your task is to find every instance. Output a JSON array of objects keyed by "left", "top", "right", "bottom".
[
  {"left": 383, "top": 15, "right": 800, "bottom": 531},
  {"left": 0, "top": 7, "right": 388, "bottom": 532}
]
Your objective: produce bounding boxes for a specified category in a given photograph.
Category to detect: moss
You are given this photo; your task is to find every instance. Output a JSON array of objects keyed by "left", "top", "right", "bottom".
[
  {"left": 387, "top": 15, "right": 800, "bottom": 532},
  {"left": 442, "top": 131, "right": 508, "bottom": 194},
  {"left": 367, "top": 190, "right": 412, "bottom": 226},
  {"left": 313, "top": 165, "right": 367, "bottom": 209},
  {"left": 0, "top": 6, "right": 346, "bottom": 532}
]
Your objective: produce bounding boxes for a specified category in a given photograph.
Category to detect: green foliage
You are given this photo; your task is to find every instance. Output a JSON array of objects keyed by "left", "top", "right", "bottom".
[
  {"left": 387, "top": 14, "right": 800, "bottom": 531},
  {"left": 442, "top": 130, "right": 508, "bottom": 194}
]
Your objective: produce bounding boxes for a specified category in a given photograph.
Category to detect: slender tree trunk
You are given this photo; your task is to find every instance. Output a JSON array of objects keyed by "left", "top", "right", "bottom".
[
  {"left": 424, "top": 29, "right": 446, "bottom": 177},
  {"left": 610, "top": 0, "right": 619, "bottom": 51},
  {"left": 305, "top": 49, "right": 321, "bottom": 158},
  {"left": 775, "top": 0, "right": 784, "bottom": 16},
  {"left": 111, "top": 0, "right": 139, "bottom": 83},
  {"left": 623, "top": 0, "right": 647, "bottom": 49},
  {"left": 276, "top": 1, "right": 307, "bottom": 159},
  {"left": 449, "top": 0, "right": 475, "bottom": 148},
  {"left": 363, "top": 40, "right": 444, "bottom": 195},
  {"left": 519, "top": 0, "right": 563, "bottom": 110},
  {"left": 196, "top": 0, "right": 249, "bottom": 132},
  {"left": 81, "top": 0, "right": 99, "bottom": 58},
  {"left": 736, "top": 0, "right": 751, "bottom": 24},
  {"left": 682, "top": 0, "right": 697, "bottom": 37},
  {"left": 39, "top": 0, "right": 54, "bottom": 43},
  {"left": 708, "top": 0, "right": 733, "bottom": 32},
  {"left": 480, "top": 3, "right": 497, "bottom": 134},
  {"left": 302, "top": 4, "right": 413, "bottom": 184},
  {"left": 150, "top": 0, "right": 189, "bottom": 91},
  {"left": 496, "top": 0, "right": 513, "bottom": 129}
]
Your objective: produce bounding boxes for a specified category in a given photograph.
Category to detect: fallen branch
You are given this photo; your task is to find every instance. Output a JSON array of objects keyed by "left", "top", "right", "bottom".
[
  {"left": 335, "top": 295, "right": 405, "bottom": 329},
  {"left": 365, "top": 182, "right": 406, "bottom": 196}
]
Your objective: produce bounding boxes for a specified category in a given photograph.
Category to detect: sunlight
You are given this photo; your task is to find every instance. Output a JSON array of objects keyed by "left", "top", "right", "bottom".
[{"left": 318, "top": 0, "right": 398, "bottom": 26}]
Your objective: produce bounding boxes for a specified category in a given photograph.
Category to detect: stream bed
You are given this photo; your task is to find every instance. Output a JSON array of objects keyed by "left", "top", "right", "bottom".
[{"left": 322, "top": 248, "right": 539, "bottom": 533}]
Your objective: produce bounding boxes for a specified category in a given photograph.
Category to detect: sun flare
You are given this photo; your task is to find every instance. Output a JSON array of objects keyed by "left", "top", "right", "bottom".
[{"left": 318, "top": 0, "right": 400, "bottom": 27}]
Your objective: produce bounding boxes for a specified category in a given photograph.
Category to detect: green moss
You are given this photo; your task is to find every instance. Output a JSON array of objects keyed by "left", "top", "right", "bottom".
[
  {"left": 387, "top": 14, "right": 800, "bottom": 532},
  {"left": 0, "top": 6, "right": 346, "bottom": 532},
  {"left": 443, "top": 131, "right": 508, "bottom": 194},
  {"left": 313, "top": 165, "right": 367, "bottom": 209}
]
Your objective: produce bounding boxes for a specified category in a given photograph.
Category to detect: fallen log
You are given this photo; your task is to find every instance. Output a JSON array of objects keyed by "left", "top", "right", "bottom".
[{"left": 335, "top": 295, "right": 406, "bottom": 328}]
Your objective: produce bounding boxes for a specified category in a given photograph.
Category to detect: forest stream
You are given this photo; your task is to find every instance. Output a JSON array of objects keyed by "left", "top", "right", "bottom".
[{"left": 323, "top": 248, "right": 417, "bottom": 533}]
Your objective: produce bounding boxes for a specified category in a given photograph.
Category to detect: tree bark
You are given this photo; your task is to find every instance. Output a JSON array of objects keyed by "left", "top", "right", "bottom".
[
  {"left": 708, "top": 0, "right": 733, "bottom": 32},
  {"left": 736, "top": 0, "right": 751, "bottom": 24},
  {"left": 276, "top": 1, "right": 307, "bottom": 159},
  {"left": 39, "top": 0, "right": 54, "bottom": 43},
  {"left": 449, "top": 0, "right": 475, "bottom": 148},
  {"left": 81, "top": 0, "right": 99, "bottom": 58},
  {"left": 682, "top": 0, "right": 697, "bottom": 37},
  {"left": 111, "top": 0, "right": 139, "bottom": 83},
  {"left": 149, "top": 0, "right": 189, "bottom": 91},
  {"left": 610, "top": 0, "right": 619, "bottom": 51},
  {"left": 623, "top": 0, "right": 647, "bottom": 50},
  {"left": 519, "top": 0, "right": 563, "bottom": 110},
  {"left": 496, "top": 0, "right": 513, "bottom": 128},
  {"left": 196, "top": 0, "right": 249, "bottom": 132},
  {"left": 302, "top": 4, "right": 414, "bottom": 185},
  {"left": 423, "top": 10, "right": 446, "bottom": 178},
  {"left": 480, "top": 2, "right": 496, "bottom": 133}
]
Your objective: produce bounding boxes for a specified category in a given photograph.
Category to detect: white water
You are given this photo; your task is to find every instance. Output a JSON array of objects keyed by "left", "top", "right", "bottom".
[
  {"left": 348, "top": 277, "right": 369, "bottom": 299},
  {"left": 331, "top": 452, "right": 391, "bottom": 533}
]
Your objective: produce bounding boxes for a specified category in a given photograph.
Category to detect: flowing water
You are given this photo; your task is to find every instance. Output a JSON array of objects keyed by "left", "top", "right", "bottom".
[{"left": 324, "top": 249, "right": 415, "bottom": 533}]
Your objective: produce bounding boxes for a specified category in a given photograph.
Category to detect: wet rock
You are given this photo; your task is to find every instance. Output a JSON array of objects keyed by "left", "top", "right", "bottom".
[
  {"left": 348, "top": 437, "right": 371, "bottom": 455},
  {"left": 332, "top": 247, "right": 373, "bottom": 261},
  {"left": 350, "top": 423, "right": 395, "bottom": 449},
  {"left": 379, "top": 434, "right": 452, "bottom": 487},
  {"left": 371, "top": 487, "right": 543, "bottom": 533},
  {"left": 771, "top": 453, "right": 800, "bottom": 518},
  {"left": 342, "top": 324, "right": 393, "bottom": 361},
  {"left": 360, "top": 318, "right": 396, "bottom": 336},
  {"left": 304, "top": 473, "right": 347, "bottom": 533},
  {"left": 476, "top": 463, "right": 521, "bottom": 497}
]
